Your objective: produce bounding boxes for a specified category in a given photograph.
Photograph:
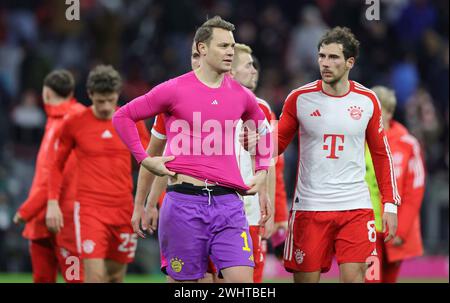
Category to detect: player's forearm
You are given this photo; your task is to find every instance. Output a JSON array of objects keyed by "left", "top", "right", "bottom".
[
  {"left": 48, "top": 161, "right": 66, "bottom": 201},
  {"left": 147, "top": 176, "right": 168, "bottom": 208},
  {"left": 135, "top": 136, "right": 167, "bottom": 206},
  {"left": 113, "top": 94, "right": 162, "bottom": 163},
  {"left": 268, "top": 165, "right": 276, "bottom": 214},
  {"left": 135, "top": 166, "right": 156, "bottom": 207}
]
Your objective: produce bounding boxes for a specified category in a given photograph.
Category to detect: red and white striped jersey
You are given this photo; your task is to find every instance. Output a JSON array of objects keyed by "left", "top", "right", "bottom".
[{"left": 278, "top": 80, "right": 400, "bottom": 211}]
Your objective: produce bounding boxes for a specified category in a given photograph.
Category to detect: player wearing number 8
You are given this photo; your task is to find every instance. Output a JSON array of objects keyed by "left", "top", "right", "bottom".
[
  {"left": 276, "top": 27, "right": 400, "bottom": 283},
  {"left": 48, "top": 65, "right": 150, "bottom": 282}
]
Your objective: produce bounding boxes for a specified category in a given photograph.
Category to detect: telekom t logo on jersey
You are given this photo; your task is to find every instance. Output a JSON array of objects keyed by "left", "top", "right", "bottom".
[{"left": 323, "top": 134, "right": 345, "bottom": 159}]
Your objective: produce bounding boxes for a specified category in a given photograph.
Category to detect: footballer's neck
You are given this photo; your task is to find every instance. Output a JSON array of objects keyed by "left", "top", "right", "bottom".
[
  {"left": 322, "top": 75, "right": 351, "bottom": 97},
  {"left": 91, "top": 107, "right": 113, "bottom": 120},
  {"left": 195, "top": 64, "right": 225, "bottom": 89}
]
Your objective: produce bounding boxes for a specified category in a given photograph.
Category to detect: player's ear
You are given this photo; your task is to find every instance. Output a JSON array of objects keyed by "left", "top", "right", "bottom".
[
  {"left": 42, "top": 86, "right": 50, "bottom": 104},
  {"left": 346, "top": 57, "right": 355, "bottom": 69},
  {"left": 87, "top": 90, "right": 94, "bottom": 100},
  {"left": 198, "top": 42, "right": 207, "bottom": 56}
]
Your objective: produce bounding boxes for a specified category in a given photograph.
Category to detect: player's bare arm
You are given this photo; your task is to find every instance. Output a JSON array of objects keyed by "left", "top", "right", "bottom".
[
  {"left": 144, "top": 176, "right": 168, "bottom": 235},
  {"left": 12, "top": 212, "right": 25, "bottom": 224},
  {"left": 45, "top": 199, "right": 64, "bottom": 234},
  {"left": 263, "top": 165, "right": 276, "bottom": 238},
  {"left": 383, "top": 210, "right": 398, "bottom": 243},
  {"left": 132, "top": 135, "right": 166, "bottom": 237}
]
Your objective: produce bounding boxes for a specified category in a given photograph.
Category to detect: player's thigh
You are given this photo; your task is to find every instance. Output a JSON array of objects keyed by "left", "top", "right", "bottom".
[
  {"left": 339, "top": 262, "right": 367, "bottom": 283},
  {"left": 284, "top": 210, "right": 336, "bottom": 274},
  {"left": 55, "top": 246, "right": 84, "bottom": 283},
  {"left": 335, "top": 209, "right": 376, "bottom": 265},
  {"left": 221, "top": 266, "right": 254, "bottom": 283},
  {"left": 105, "top": 259, "right": 128, "bottom": 283},
  {"left": 249, "top": 225, "right": 265, "bottom": 283},
  {"left": 79, "top": 208, "right": 110, "bottom": 260},
  {"left": 209, "top": 195, "right": 255, "bottom": 280},
  {"left": 159, "top": 192, "right": 210, "bottom": 281},
  {"left": 293, "top": 271, "right": 321, "bottom": 283},
  {"left": 366, "top": 231, "right": 385, "bottom": 283},
  {"left": 83, "top": 258, "right": 106, "bottom": 283}
]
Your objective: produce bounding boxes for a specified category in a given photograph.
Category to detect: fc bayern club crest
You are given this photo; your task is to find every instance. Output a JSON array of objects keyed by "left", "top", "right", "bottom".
[
  {"left": 82, "top": 240, "right": 95, "bottom": 254},
  {"left": 295, "top": 249, "right": 306, "bottom": 264},
  {"left": 348, "top": 106, "right": 364, "bottom": 120}
]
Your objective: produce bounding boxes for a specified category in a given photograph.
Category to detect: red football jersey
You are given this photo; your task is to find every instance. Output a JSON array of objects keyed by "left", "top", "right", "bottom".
[
  {"left": 18, "top": 99, "right": 85, "bottom": 241},
  {"left": 49, "top": 106, "right": 150, "bottom": 220}
]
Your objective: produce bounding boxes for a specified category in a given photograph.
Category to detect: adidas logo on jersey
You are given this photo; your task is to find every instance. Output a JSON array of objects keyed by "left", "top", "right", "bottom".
[
  {"left": 211, "top": 100, "right": 219, "bottom": 105},
  {"left": 101, "top": 130, "right": 113, "bottom": 139},
  {"left": 310, "top": 110, "right": 321, "bottom": 117}
]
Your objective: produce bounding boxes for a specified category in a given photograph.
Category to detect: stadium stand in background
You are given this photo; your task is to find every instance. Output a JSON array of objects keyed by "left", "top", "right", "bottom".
[{"left": 0, "top": 0, "right": 447, "bottom": 277}]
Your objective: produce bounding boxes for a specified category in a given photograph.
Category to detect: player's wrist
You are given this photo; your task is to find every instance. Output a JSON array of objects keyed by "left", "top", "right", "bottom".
[
  {"left": 146, "top": 202, "right": 158, "bottom": 210},
  {"left": 133, "top": 201, "right": 145, "bottom": 208},
  {"left": 384, "top": 203, "right": 397, "bottom": 214},
  {"left": 47, "top": 199, "right": 59, "bottom": 206},
  {"left": 255, "top": 169, "right": 268, "bottom": 177}
]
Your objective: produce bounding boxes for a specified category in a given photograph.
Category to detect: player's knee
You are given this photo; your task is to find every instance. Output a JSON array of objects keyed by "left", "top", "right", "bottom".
[
  {"left": 223, "top": 270, "right": 253, "bottom": 283},
  {"left": 85, "top": 270, "right": 106, "bottom": 283},
  {"left": 107, "top": 271, "right": 125, "bottom": 283},
  {"left": 293, "top": 271, "right": 320, "bottom": 283},
  {"left": 341, "top": 264, "right": 366, "bottom": 283}
]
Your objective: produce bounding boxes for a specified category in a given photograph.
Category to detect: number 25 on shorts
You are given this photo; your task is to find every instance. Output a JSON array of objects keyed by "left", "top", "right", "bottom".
[
  {"left": 240, "top": 231, "right": 251, "bottom": 252},
  {"left": 118, "top": 233, "right": 138, "bottom": 258}
]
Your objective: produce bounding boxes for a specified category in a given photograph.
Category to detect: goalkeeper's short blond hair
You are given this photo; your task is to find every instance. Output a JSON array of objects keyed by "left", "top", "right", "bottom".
[
  {"left": 371, "top": 86, "right": 397, "bottom": 114},
  {"left": 233, "top": 43, "right": 252, "bottom": 69}
]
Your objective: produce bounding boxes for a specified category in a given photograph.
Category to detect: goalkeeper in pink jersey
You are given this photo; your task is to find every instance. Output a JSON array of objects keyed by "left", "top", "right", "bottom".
[{"left": 112, "top": 16, "right": 272, "bottom": 283}]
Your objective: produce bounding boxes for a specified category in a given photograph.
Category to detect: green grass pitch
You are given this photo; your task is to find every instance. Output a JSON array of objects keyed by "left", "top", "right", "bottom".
[{"left": 0, "top": 273, "right": 447, "bottom": 283}]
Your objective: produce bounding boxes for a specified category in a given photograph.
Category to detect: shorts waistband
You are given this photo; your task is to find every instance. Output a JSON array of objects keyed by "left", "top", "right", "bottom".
[{"left": 166, "top": 182, "right": 237, "bottom": 196}]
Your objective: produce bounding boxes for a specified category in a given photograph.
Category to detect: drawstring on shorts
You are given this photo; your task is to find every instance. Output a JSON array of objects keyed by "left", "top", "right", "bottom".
[{"left": 202, "top": 179, "right": 219, "bottom": 205}]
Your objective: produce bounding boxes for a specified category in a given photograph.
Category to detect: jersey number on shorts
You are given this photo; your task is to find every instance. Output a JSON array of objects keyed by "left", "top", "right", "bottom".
[
  {"left": 367, "top": 220, "right": 376, "bottom": 243},
  {"left": 118, "top": 233, "right": 138, "bottom": 258},
  {"left": 240, "top": 231, "right": 251, "bottom": 252}
]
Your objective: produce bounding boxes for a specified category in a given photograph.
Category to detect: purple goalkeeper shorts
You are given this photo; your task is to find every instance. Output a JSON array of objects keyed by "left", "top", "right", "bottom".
[{"left": 158, "top": 190, "right": 254, "bottom": 281}]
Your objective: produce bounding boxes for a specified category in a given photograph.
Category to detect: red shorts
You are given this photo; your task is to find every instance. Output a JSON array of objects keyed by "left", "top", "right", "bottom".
[
  {"left": 75, "top": 202, "right": 137, "bottom": 264},
  {"left": 283, "top": 209, "right": 376, "bottom": 273},
  {"left": 30, "top": 237, "right": 84, "bottom": 283},
  {"left": 249, "top": 225, "right": 267, "bottom": 283},
  {"left": 55, "top": 205, "right": 78, "bottom": 254}
]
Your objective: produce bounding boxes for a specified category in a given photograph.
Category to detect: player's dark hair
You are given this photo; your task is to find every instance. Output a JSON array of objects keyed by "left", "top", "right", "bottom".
[
  {"left": 194, "top": 16, "right": 235, "bottom": 49},
  {"left": 318, "top": 26, "right": 360, "bottom": 60},
  {"left": 86, "top": 65, "right": 122, "bottom": 94},
  {"left": 43, "top": 69, "right": 75, "bottom": 98}
]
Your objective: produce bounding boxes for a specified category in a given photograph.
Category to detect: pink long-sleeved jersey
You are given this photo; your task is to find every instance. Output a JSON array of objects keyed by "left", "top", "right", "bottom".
[{"left": 113, "top": 71, "right": 272, "bottom": 191}]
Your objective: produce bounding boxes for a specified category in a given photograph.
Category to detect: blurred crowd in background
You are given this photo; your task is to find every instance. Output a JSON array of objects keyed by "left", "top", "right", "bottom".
[{"left": 0, "top": 0, "right": 448, "bottom": 274}]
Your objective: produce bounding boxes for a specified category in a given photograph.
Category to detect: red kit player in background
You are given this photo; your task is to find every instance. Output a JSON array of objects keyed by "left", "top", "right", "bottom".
[
  {"left": 366, "top": 86, "right": 425, "bottom": 282},
  {"left": 13, "top": 70, "right": 85, "bottom": 283},
  {"left": 277, "top": 27, "right": 400, "bottom": 283},
  {"left": 47, "top": 65, "right": 150, "bottom": 282}
]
